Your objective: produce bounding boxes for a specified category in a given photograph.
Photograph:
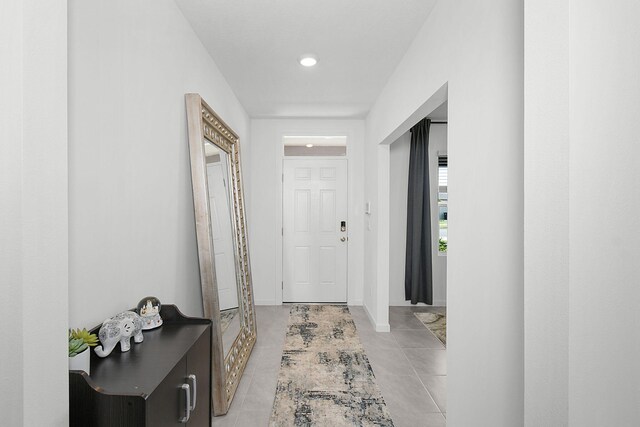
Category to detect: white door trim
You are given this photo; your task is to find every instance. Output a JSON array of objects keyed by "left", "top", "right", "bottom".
[
  {"left": 279, "top": 155, "right": 350, "bottom": 304},
  {"left": 273, "top": 127, "right": 364, "bottom": 307}
]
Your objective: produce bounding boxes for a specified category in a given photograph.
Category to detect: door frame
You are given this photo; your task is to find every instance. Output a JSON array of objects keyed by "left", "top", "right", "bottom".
[
  {"left": 273, "top": 128, "right": 364, "bottom": 306},
  {"left": 281, "top": 157, "right": 349, "bottom": 303}
]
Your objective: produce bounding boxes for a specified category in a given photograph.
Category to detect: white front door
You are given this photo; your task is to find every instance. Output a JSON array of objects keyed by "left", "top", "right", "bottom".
[
  {"left": 207, "top": 162, "right": 239, "bottom": 311},
  {"left": 283, "top": 159, "right": 348, "bottom": 302}
]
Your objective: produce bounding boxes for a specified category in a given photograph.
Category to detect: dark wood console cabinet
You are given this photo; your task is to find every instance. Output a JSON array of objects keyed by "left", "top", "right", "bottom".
[{"left": 69, "top": 305, "right": 212, "bottom": 427}]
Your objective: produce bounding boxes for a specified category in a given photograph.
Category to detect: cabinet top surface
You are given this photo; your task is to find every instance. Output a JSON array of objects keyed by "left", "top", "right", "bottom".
[{"left": 89, "top": 322, "right": 210, "bottom": 397}]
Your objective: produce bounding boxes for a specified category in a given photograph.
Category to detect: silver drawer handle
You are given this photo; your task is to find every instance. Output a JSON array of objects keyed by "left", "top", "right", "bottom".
[
  {"left": 179, "top": 384, "right": 191, "bottom": 423},
  {"left": 188, "top": 374, "right": 197, "bottom": 410}
]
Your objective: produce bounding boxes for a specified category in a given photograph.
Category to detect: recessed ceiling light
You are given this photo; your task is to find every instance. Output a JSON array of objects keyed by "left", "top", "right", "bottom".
[
  {"left": 306, "top": 144, "right": 314, "bottom": 148},
  {"left": 299, "top": 55, "right": 318, "bottom": 67}
]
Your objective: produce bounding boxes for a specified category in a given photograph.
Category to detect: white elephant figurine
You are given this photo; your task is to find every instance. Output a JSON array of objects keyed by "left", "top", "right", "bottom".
[{"left": 94, "top": 311, "right": 144, "bottom": 358}]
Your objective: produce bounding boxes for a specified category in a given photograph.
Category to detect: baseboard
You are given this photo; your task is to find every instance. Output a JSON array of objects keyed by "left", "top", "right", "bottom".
[
  {"left": 363, "top": 303, "right": 376, "bottom": 329},
  {"left": 363, "top": 302, "right": 391, "bottom": 333},
  {"left": 256, "top": 300, "right": 364, "bottom": 306},
  {"left": 389, "top": 300, "right": 447, "bottom": 307},
  {"left": 375, "top": 323, "right": 391, "bottom": 332}
]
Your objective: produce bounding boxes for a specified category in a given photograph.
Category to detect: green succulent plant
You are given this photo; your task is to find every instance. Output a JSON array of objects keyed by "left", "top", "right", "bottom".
[
  {"left": 69, "top": 328, "right": 99, "bottom": 357},
  {"left": 68, "top": 335, "right": 88, "bottom": 357},
  {"left": 70, "top": 328, "right": 99, "bottom": 347}
]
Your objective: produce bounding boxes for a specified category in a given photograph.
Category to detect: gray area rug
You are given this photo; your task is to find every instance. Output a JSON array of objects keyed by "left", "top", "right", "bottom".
[
  {"left": 270, "top": 305, "right": 394, "bottom": 426},
  {"left": 414, "top": 312, "right": 447, "bottom": 346},
  {"left": 219, "top": 308, "right": 238, "bottom": 333}
]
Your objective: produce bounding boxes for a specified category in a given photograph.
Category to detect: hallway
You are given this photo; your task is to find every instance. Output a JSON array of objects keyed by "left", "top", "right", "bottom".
[{"left": 214, "top": 305, "right": 447, "bottom": 427}]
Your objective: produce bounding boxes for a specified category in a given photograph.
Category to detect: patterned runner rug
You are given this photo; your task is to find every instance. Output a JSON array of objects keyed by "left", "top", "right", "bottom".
[
  {"left": 269, "top": 305, "right": 394, "bottom": 426},
  {"left": 414, "top": 312, "right": 447, "bottom": 346}
]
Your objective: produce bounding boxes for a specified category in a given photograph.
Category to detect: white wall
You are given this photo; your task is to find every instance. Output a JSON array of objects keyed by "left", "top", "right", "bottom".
[
  {"left": 68, "top": 0, "right": 251, "bottom": 328},
  {"left": 389, "top": 132, "right": 411, "bottom": 306},
  {"left": 365, "top": 1, "right": 524, "bottom": 425},
  {"left": 523, "top": 0, "right": 569, "bottom": 424},
  {"left": 389, "top": 125, "right": 447, "bottom": 307},
  {"left": 0, "top": 2, "right": 24, "bottom": 423},
  {"left": 249, "top": 119, "right": 365, "bottom": 306},
  {"left": 0, "top": 0, "right": 69, "bottom": 425},
  {"left": 363, "top": 131, "right": 380, "bottom": 323},
  {"left": 525, "top": 1, "right": 640, "bottom": 425},
  {"left": 569, "top": 3, "right": 640, "bottom": 422}
]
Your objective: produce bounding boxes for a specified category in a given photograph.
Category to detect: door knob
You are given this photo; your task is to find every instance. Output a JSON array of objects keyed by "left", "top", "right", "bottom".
[{"left": 340, "top": 237, "right": 346, "bottom": 242}]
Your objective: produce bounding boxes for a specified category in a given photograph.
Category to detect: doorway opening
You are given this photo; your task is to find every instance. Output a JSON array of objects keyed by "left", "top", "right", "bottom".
[{"left": 389, "top": 101, "right": 448, "bottom": 307}]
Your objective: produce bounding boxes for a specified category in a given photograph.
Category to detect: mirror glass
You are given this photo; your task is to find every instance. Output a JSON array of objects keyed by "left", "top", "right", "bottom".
[{"left": 204, "top": 141, "right": 242, "bottom": 358}]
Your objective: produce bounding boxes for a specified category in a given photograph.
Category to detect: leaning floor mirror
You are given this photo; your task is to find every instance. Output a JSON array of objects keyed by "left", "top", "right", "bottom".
[{"left": 185, "top": 94, "right": 257, "bottom": 416}]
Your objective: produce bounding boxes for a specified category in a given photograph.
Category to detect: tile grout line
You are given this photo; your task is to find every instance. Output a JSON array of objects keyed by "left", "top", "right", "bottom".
[
  {"left": 369, "top": 318, "right": 445, "bottom": 420},
  {"left": 390, "top": 328, "right": 444, "bottom": 417},
  {"left": 231, "top": 360, "right": 256, "bottom": 427},
  {"left": 233, "top": 306, "right": 289, "bottom": 426},
  {"left": 410, "top": 310, "right": 447, "bottom": 346},
  {"left": 414, "top": 371, "right": 446, "bottom": 415},
  {"left": 394, "top": 308, "right": 447, "bottom": 419},
  {"left": 353, "top": 312, "right": 403, "bottom": 424}
]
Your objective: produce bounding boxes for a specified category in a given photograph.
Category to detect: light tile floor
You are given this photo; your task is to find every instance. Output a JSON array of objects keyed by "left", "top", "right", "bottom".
[{"left": 213, "top": 305, "right": 447, "bottom": 427}]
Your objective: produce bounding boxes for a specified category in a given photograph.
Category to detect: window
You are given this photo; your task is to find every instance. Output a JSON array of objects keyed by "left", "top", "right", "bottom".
[
  {"left": 283, "top": 136, "right": 347, "bottom": 156},
  {"left": 438, "top": 155, "right": 448, "bottom": 253}
]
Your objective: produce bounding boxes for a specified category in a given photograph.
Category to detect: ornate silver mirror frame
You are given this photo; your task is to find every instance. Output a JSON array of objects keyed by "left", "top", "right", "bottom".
[{"left": 185, "top": 93, "right": 256, "bottom": 415}]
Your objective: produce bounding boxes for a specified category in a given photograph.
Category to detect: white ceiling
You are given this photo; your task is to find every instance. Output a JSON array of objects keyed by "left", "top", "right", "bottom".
[{"left": 175, "top": 0, "right": 437, "bottom": 119}]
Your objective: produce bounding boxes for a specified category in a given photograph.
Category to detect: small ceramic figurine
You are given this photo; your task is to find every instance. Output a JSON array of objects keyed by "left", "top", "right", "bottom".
[
  {"left": 94, "top": 311, "right": 144, "bottom": 358},
  {"left": 136, "top": 296, "right": 163, "bottom": 330}
]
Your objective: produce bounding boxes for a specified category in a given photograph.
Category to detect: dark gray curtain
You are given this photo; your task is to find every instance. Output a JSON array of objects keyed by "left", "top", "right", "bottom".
[{"left": 405, "top": 118, "right": 433, "bottom": 305}]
